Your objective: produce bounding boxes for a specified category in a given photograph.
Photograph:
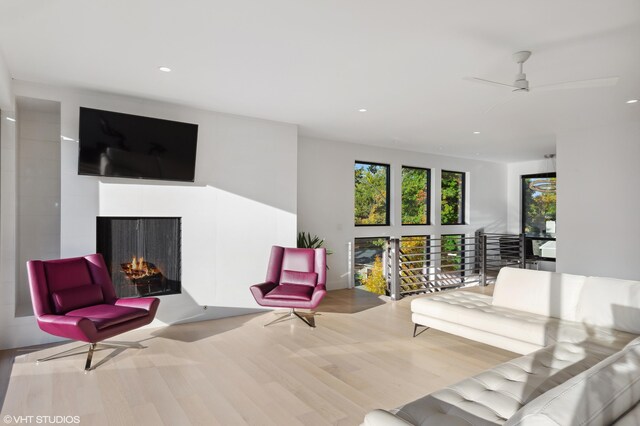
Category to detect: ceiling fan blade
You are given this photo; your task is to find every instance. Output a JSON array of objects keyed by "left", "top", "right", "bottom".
[
  {"left": 483, "top": 93, "right": 518, "bottom": 114},
  {"left": 464, "top": 77, "right": 517, "bottom": 89},
  {"left": 532, "top": 76, "right": 619, "bottom": 91}
]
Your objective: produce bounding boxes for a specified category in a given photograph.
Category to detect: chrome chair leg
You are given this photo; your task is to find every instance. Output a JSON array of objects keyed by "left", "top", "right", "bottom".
[
  {"left": 37, "top": 341, "right": 146, "bottom": 372},
  {"left": 37, "top": 344, "right": 90, "bottom": 363},
  {"left": 84, "top": 343, "right": 96, "bottom": 372},
  {"left": 292, "top": 310, "right": 315, "bottom": 328},
  {"left": 264, "top": 309, "right": 316, "bottom": 328},
  {"left": 263, "top": 310, "right": 296, "bottom": 327}
]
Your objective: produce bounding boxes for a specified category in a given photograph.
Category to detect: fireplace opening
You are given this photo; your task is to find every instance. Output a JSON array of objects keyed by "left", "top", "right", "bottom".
[{"left": 97, "top": 217, "right": 181, "bottom": 297}]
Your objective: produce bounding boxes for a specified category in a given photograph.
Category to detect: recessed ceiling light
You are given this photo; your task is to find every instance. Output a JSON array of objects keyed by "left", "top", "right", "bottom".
[
  {"left": 6, "top": 117, "right": 15, "bottom": 122},
  {"left": 158, "top": 66, "right": 172, "bottom": 73},
  {"left": 358, "top": 108, "right": 367, "bottom": 112},
  {"left": 627, "top": 99, "right": 638, "bottom": 104},
  {"left": 473, "top": 131, "right": 481, "bottom": 134}
]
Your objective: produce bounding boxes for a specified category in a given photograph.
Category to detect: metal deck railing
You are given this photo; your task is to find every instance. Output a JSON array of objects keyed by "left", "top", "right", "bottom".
[{"left": 385, "top": 232, "right": 529, "bottom": 300}]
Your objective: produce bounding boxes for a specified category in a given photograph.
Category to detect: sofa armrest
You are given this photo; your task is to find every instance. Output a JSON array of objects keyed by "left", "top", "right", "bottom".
[
  {"left": 250, "top": 282, "right": 278, "bottom": 301},
  {"left": 363, "top": 410, "right": 413, "bottom": 426},
  {"left": 37, "top": 314, "right": 97, "bottom": 342}
]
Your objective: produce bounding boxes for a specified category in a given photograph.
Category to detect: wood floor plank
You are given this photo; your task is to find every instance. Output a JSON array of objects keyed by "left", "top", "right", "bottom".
[{"left": 0, "top": 287, "right": 515, "bottom": 425}]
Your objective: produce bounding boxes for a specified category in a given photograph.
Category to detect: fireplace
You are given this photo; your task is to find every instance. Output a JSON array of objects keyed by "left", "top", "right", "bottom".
[{"left": 97, "top": 217, "right": 181, "bottom": 297}]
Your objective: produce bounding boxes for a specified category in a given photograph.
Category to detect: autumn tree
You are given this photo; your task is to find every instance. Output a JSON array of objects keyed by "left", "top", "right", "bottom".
[{"left": 360, "top": 255, "right": 386, "bottom": 295}]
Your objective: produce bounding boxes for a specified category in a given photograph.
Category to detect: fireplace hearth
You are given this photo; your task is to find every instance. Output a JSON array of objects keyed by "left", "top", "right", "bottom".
[{"left": 97, "top": 217, "right": 181, "bottom": 297}]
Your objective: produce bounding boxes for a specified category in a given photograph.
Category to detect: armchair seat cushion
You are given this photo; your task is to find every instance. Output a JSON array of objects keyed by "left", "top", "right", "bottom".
[
  {"left": 65, "top": 304, "right": 149, "bottom": 330},
  {"left": 265, "top": 284, "right": 314, "bottom": 301}
]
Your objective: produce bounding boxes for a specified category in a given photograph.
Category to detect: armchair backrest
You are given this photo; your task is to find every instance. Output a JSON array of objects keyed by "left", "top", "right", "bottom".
[
  {"left": 265, "top": 246, "right": 326, "bottom": 287},
  {"left": 27, "top": 254, "right": 117, "bottom": 317}
]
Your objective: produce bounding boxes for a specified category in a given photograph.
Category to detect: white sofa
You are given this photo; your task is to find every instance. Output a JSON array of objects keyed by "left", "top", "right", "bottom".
[{"left": 364, "top": 267, "right": 640, "bottom": 425}]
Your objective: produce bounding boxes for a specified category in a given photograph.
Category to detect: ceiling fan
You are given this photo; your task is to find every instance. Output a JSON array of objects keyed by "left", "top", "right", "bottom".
[{"left": 466, "top": 50, "right": 619, "bottom": 94}]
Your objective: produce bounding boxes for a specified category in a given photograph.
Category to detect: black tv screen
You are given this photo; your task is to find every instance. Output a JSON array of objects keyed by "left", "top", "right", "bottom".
[{"left": 78, "top": 107, "right": 198, "bottom": 182}]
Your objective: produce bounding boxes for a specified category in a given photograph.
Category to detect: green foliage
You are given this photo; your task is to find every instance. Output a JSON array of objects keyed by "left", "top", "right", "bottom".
[
  {"left": 297, "top": 232, "right": 327, "bottom": 251},
  {"left": 401, "top": 168, "right": 428, "bottom": 224},
  {"left": 297, "top": 232, "right": 332, "bottom": 269},
  {"left": 359, "top": 255, "right": 387, "bottom": 295},
  {"left": 441, "top": 171, "right": 463, "bottom": 225},
  {"left": 441, "top": 235, "right": 462, "bottom": 272},
  {"left": 354, "top": 163, "right": 388, "bottom": 225}
]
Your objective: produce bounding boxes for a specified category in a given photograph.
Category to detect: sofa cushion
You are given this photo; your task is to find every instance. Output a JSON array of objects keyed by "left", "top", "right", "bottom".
[
  {"left": 575, "top": 276, "right": 640, "bottom": 334},
  {"left": 391, "top": 341, "right": 617, "bottom": 426},
  {"left": 280, "top": 270, "right": 318, "bottom": 287},
  {"left": 412, "top": 291, "right": 559, "bottom": 347},
  {"left": 51, "top": 284, "right": 104, "bottom": 314},
  {"left": 265, "top": 284, "right": 314, "bottom": 301},
  {"left": 506, "top": 339, "right": 640, "bottom": 426},
  {"left": 65, "top": 304, "right": 148, "bottom": 330},
  {"left": 493, "top": 268, "right": 585, "bottom": 321},
  {"left": 412, "top": 291, "right": 636, "bottom": 350}
]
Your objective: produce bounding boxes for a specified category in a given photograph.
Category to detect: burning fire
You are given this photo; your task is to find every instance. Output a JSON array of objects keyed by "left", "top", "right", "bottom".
[{"left": 121, "top": 256, "right": 162, "bottom": 281}]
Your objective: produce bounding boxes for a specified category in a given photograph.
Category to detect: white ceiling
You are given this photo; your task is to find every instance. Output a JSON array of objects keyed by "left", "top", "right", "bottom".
[{"left": 0, "top": 0, "right": 639, "bottom": 162}]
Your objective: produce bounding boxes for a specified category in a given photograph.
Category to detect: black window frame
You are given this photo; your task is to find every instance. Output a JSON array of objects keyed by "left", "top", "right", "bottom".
[
  {"left": 521, "top": 172, "right": 557, "bottom": 262},
  {"left": 440, "top": 170, "right": 466, "bottom": 225},
  {"left": 401, "top": 166, "right": 431, "bottom": 226},
  {"left": 354, "top": 161, "right": 391, "bottom": 227},
  {"left": 520, "top": 172, "right": 557, "bottom": 236}
]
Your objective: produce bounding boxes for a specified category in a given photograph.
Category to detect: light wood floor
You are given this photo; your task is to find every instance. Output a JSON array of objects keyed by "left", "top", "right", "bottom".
[{"left": 0, "top": 287, "right": 515, "bottom": 425}]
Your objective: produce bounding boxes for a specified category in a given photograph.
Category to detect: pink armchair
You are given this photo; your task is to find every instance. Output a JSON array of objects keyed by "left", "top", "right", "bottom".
[
  {"left": 27, "top": 254, "right": 160, "bottom": 371},
  {"left": 250, "top": 246, "right": 327, "bottom": 327}
]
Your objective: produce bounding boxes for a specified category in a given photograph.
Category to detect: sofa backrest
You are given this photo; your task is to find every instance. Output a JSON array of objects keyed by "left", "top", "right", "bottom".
[
  {"left": 505, "top": 338, "right": 640, "bottom": 426},
  {"left": 493, "top": 267, "right": 586, "bottom": 321},
  {"left": 575, "top": 276, "right": 640, "bottom": 334}
]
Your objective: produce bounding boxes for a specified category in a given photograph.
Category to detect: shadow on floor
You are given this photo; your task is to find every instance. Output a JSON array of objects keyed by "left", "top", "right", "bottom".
[{"left": 319, "top": 288, "right": 387, "bottom": 314}]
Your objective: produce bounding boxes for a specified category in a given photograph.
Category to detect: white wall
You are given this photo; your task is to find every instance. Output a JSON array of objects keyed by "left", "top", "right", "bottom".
[
  {"left": 15, "top": 99, "right": 61, "bottom": 316},
  {"left": 506, "top": 159, "right": 555, "bottom": 234},
  {"left": 298, "top": 137, "right": 508, "bottom": 290},
  {"left": 0, "top": 48, "right": 12, "bottom": 109},
  {"left": 0, "top": 105, "right": 20, "bottom": 347},
  {"left": 556, "top": 121, "right": 640, "bottom": 280},
  {"left": 0, "top": 80, "right": 297, "bottom": 349}
]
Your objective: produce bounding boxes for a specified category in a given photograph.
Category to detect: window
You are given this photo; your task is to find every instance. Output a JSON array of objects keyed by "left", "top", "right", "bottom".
[
  {"left": 441, "top": 170, "right": 465, "bottom": 225},
  {"left": 354, "top": 162, "right": 390, "bottom": 226},
  {"left": 521, "top": 173, "right": 556, "bottom": 260},
  {"left": 402, "top": 166, "right": 430, "bottom": 225},
  {"left": 522, "top": 173, "right": 556, "bottom": 235},
  {"left": 354, "top": 237, "right": 389, "bottom": 294}
]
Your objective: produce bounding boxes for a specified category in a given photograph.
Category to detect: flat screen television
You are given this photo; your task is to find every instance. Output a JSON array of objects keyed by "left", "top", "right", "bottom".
[{"left": 78, "top": 107, "right": 198, "bottom": 182}]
